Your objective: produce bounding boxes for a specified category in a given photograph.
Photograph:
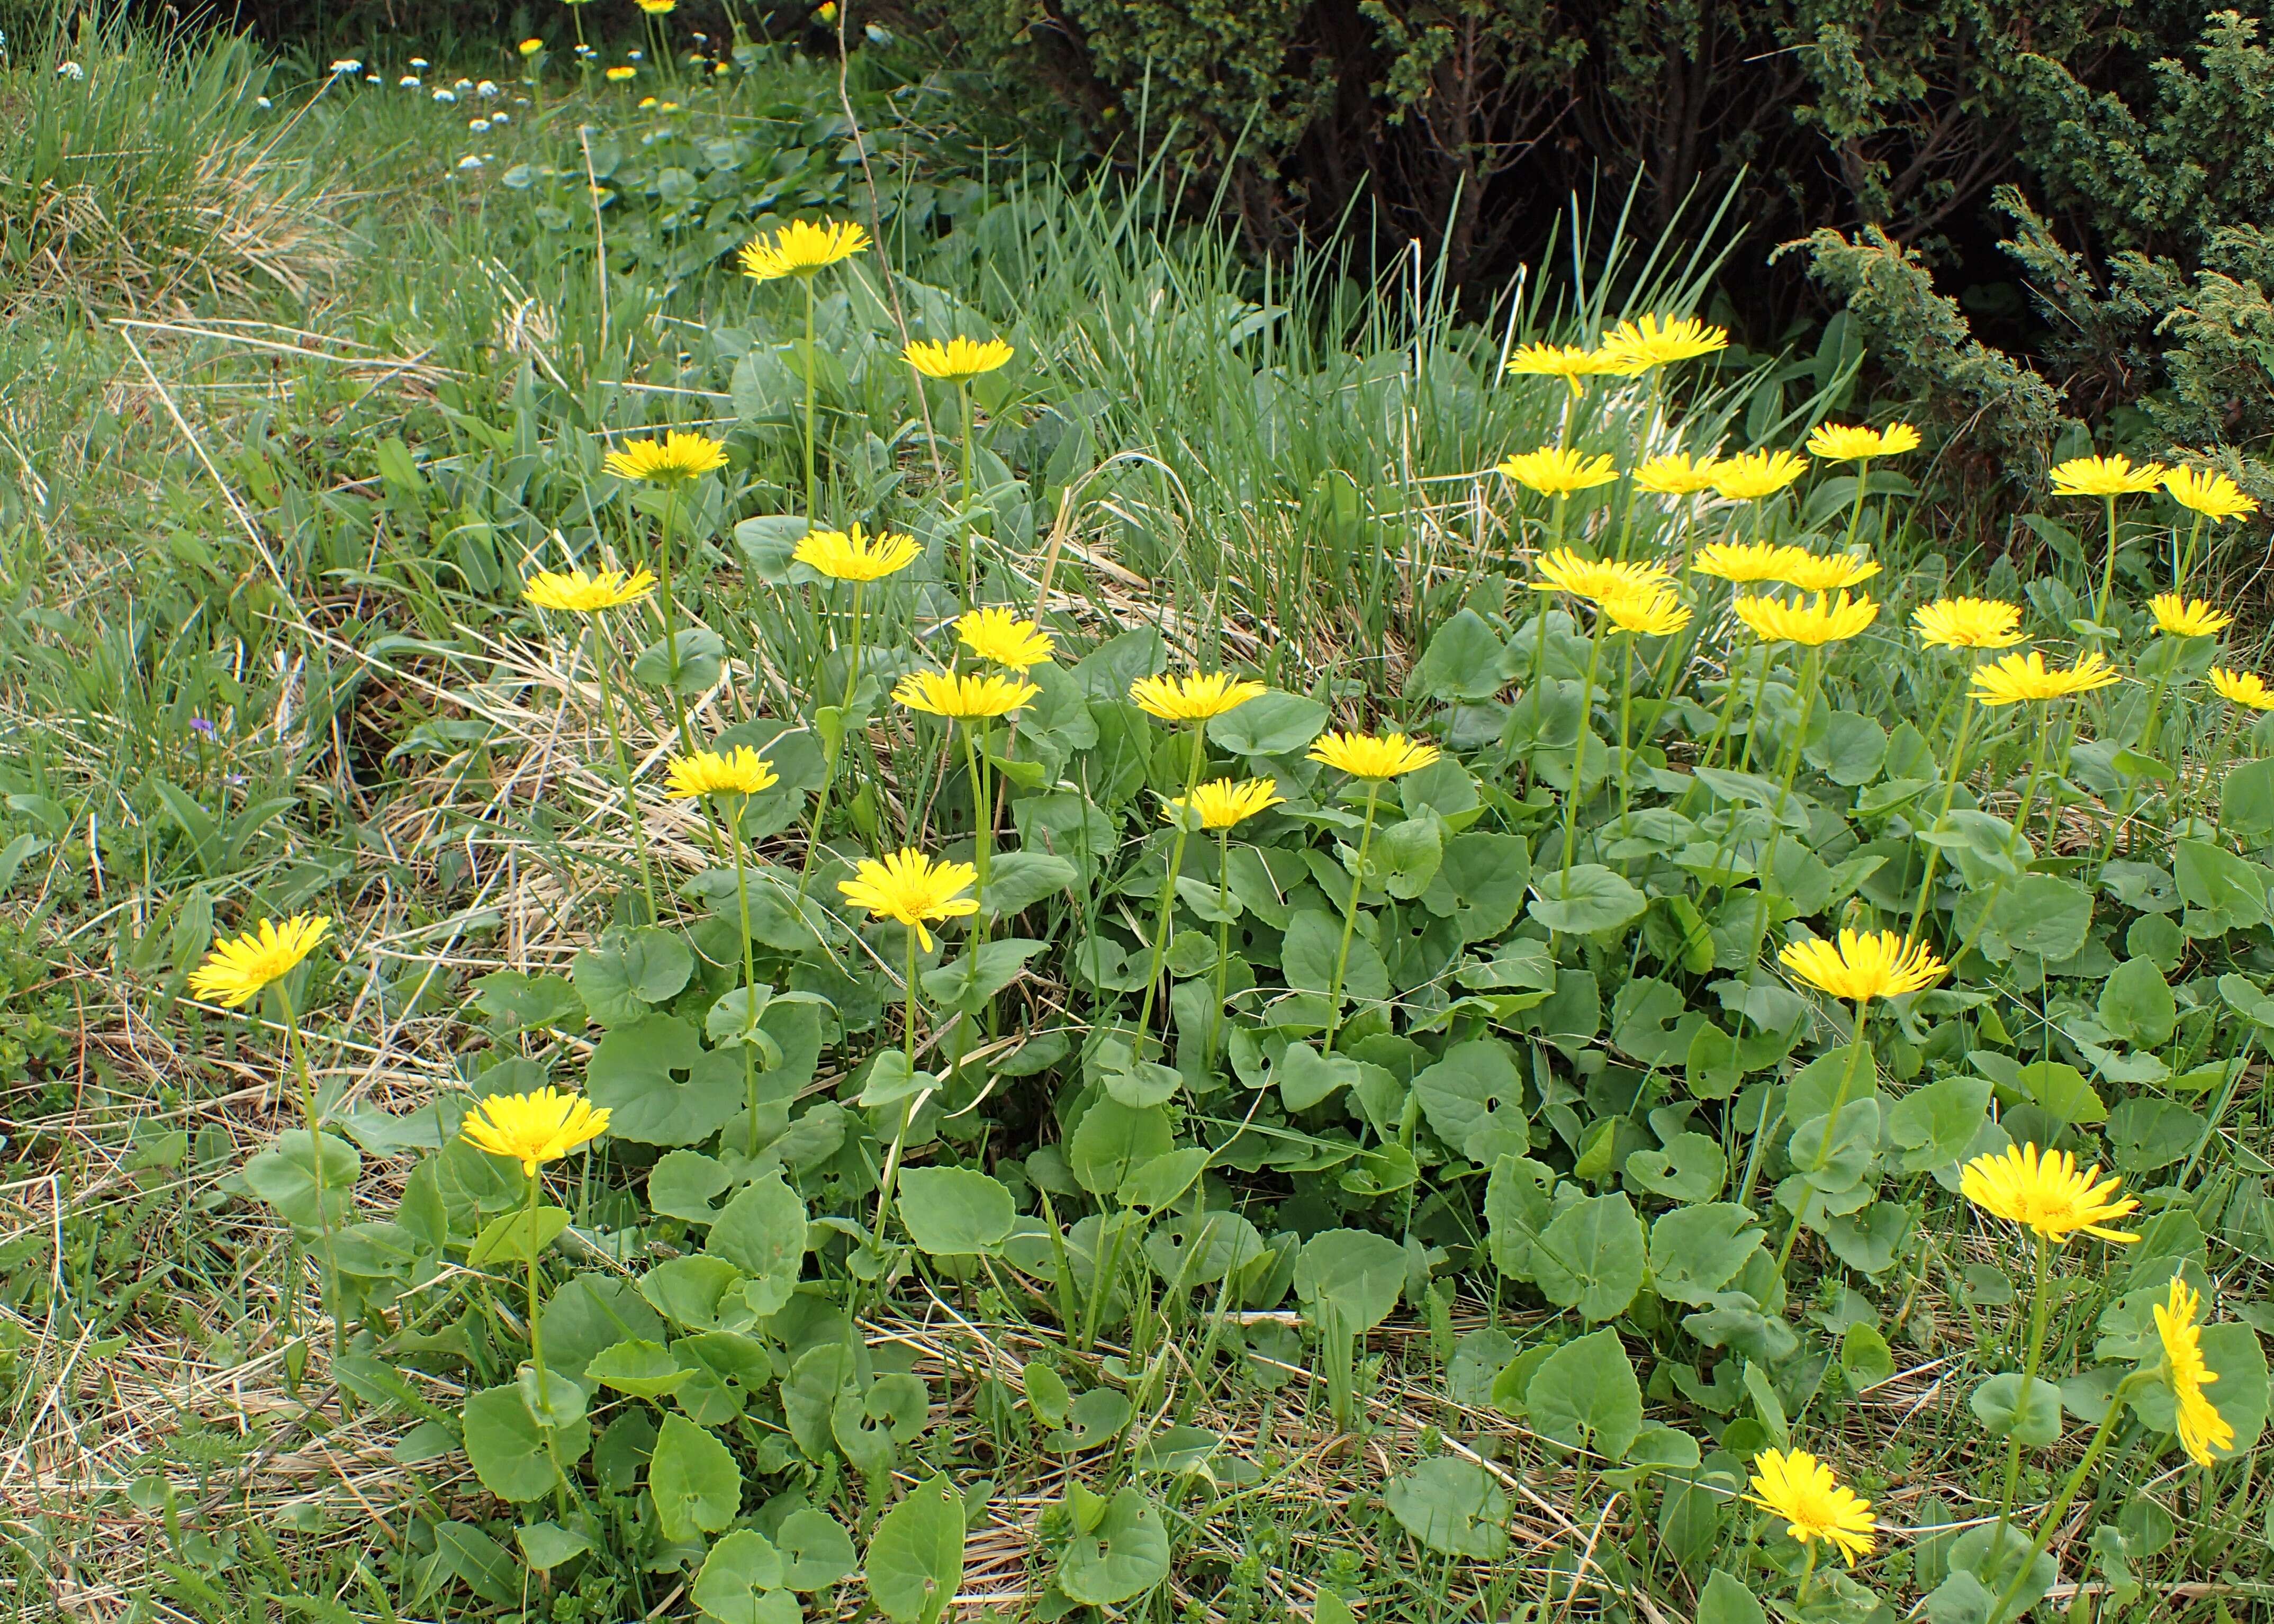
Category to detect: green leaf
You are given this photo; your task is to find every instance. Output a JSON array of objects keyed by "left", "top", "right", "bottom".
[
  {"left": 1384, "top": 1456, "right": 1509, "bottom": 1557},
  {"left": 463, "top": 1384, "right": 572, "bottom": 1503},
  {"left": 1412, "top": 1039, "right": 1529, "bottom": 1165},
  {"left": 427, "top": 1520, "right": 521, "bottom": 1607},
  {"left": 472, "top": 970, "right": 586, "bottom": 1034},
  {"left": 778, "top": 1508, "right": 859, "bottom": 1590},
  {"left": 1057, "top": 1485, "right": 1172, "bottom": 1604},
  {"left": 705, "top": 1172, "right": 809, "bottom": 1315},
  {"left": 864, "top": 1473, "right": 966, "bottom": 1624},
  {"left": 2098, "top": 955, "right": 2176, "bottom": 1048},
  {"left": 2016, "top": 1060, "right": 2106, "bottom": 1125},
  {"left": 1277, "top": 1041, "right": 1360, "bottom": 1112},
  {"left": 466, "top": 1204, "right": 572, "bottom": 1267},
  {"left": 1528, "top": 863, "right": 1646, "bottom": 935},
  {"left": 1282, "top": 909, "right": 1388, "bottom": 1005},
  {"left": 574, "top": 926, "right": 694, "bottom": 1025},
  {"left": 1986, "top": 874, "right": 2093, "bottom": 961},
  {"left": 585, "top": 1338, "right": 690, "bottom": 1399},
  {"left": 633, "top": 627, "right": 727, "bottom": 696},
  {"left": 1206, "top": 690, "right": 1329, "bottom": 755},
  {"left": 649, "top": 1412, "right": 742, "bottom": 1542},
  {"left": 896, "top": 1167, "right": 1016, "bottom": 1253},
  {"left": 1647, "top": 1203, "right": 1764, "bottom": 1307},
  {"left": 1068, "top": 1099, "right": 1172, "bottom": 1196},
  {"left": 517, "top": 1520, "right": 593, "bottom": 1572},
  {"left": 1409, "top": 610, "right": 1511, "bottom": 703},
  {"left": 1525, "top": 1327, "right": 1643, "bottom": 1463},
  {"left": 693, "top": 1531, "right": 798, "bottom": 1624},
  {"left": 1533, "top": 1193, "right": 1647, "bottom": 1321},
  {"left": 648, "top": 1149, "right": 732, "bottom": 1224},
  {"left": 922, "top": 937, "right": 1045, "bottom": 1009},
  {"left": 1438, "top": 832, "right": 1532, "bottom": 943},
  {"left": 1292, "top": 1229, "right": 1409, "bottom": 1333},
  {"left": 2173, "top": 838, "right": 2269, "bottom": 934},
  {"left": 981, "top": 851, "right": 1077, "bottom": 916},
  {"left": 2103, "top": 1097, "right": 2203, "bottom": 1174},
  {"left": 1625, "top": 1133, "right": 1726, "bottom": 1202},
  {"left": 1971, "top": 1373, "right": 2064, "bottom": 1446},
  {"left": 585, "top": 1015, "right": 744, "bottom": 1145},
  {"left": 638, "top": 1255, "right": 751, "bottom": 1332},
  {"left": 240, "top": 1130, "right": 361, "bottom": 1232},
  {"left": 1117, "top": 1147, "right": 1210, "bottom": 1211},
  {"left": 1696, "top": 1568, "right": 1767, "bottom": 1624},
  {"left": 1889, "top": 1076, "right": 1992, "bottom": 1174}
]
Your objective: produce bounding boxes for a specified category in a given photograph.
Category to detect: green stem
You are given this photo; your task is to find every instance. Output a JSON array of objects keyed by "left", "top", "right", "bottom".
[
  {"left": 1793, "top": 1540, "right": 1820, "bottom": 1608},
  {"left": 1133, "top": 723, "right": 1208, "bottom": 1062},
  {"left": 654, "top": 478, "right": 693, "bottom": 753},
  {"left": 1561, "top": 612, "right": 1608, "bottom": 874},
  {"left": 275, "top": 982, "right": 343, "bottom": 1356},
  {"left": 2176, "top": 513, "right": 2206, "bottom": 591},
  {"left": 1993, "top": 1233, "right": 2055, "bottom": 1533},
  {"left": 802, "top": 276, "right": 819, "bottom": 525},
  {"left": 1213, "top": 827, "right": 1233, "bottom": 1058},
  {"left": 1323, "top": 781, "right": 1384, "bottom": 1050},
  {"left": 797, "top": 581, "right": 867, "bottom": 909},
  {"left": 2096, "top": 492, "right": 2119, "bottom": 623},
  {"left": 1983, "top": 1374, "right": 2155, "bottom": 1624},
  {"left": 868, "top": 924, "right": 925, "bottom": 1257},
  {"left": 1773, "top": 997, "right": 1870, "bottom": 1277},
  {"left": 1906, "top": 693, "right": 1980, "bottom": 943},
  {"left": 1840, "top": 457, "right": 1872, "bottom": 554},
  {"left": 1614, "top": 634, "right": 1637, "bottom": 834},
  {"left": 958, "top": 382, "right": 977, "bottom": 608},
  {"left": 525, "top": 1167, "right": 546, "bottom": 1376},
  {"left": 726, "top": 793, "right": 763, "bottom": 1157},
  {"left": 588, "top": 620, "right": 659, "bottom": 923}
]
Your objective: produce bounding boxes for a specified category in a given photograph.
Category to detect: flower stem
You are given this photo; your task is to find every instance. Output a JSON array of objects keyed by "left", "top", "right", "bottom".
[
  {"left": 802, "top": 276, "right": 819, "bottom": 526},
  {"left": 1993, "top": 1233, "right": 2056, "bottom": 1534},
  {"left": 1323, "top": 781, "right": 1383, "bottom": 1050},
  {"left": 1984, "top": 1374, "right": 2153, "bottom": 1624},
  {"left": 525, "top": 1167, "right": 547, "bottom": 1377},
  {"left": 1906, "top": 693, "right": 1980, "bottom": 943},
  {"left": 275, "top": 982, "right": 344, "bottom": 1357},
  {"left": 1773, "top": 995, "right": 1871, "bottom": 1277},
  {"left": 1213, "top": 827, "right": 1234, "bottom": 1058},
  {"left": 726, "top": 793, "right": 764, "bottom": 1158},
  {"left": 588, "top": 620, "right": 660, "bottom": 923},
  {"left": 1840, "top": 456, "right": 1872, "bottom": 554},
  {"left": 1793, "top": 1541, "right": 1820, "bottom": 1608},
  {"left": 1133, "top": 723, "right": 1208, "bottom": 1062},
  {"left": 1560, "top": 612, "right": 1607, "bottom": 876},
  {"left": 2097, "top": 492, "right": 2120, "bottom": 622},
  {"left": 797, "top": 581, "right": 867, "bottom": 910}
]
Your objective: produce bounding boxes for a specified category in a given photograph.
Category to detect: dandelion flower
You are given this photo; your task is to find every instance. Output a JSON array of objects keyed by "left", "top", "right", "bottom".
[
  {"left": 665, "top": 746, "right": 779, "bottom": 799},
  {"left": 956, "top": 607, "right": 1055, "bottom": 670},
  {"left": 603, "top": 430, "right": 728, "bottom": 482},
  {"left": 636, "top": 0, "right": 677, "bottom": 11},
  {"left": 838, "top": 849, "right": 979, "bottom": 950},
  {"left": 2150, "top": 594, "right": 2232, "bottom": 638},
  {"left": 1599, "top": 313, "right": 1729, "bottom": 373},
  {"left": 1497, "top": 447, "right": 1619, "bottom": 498},
  {"left": 1730, "top": 590, "right": 1879, "bottom": 646},
  {"left": 460, "top": 1086, "right": 611, "bottom": 1177},
  {"left": 1711, "top": 448, "right": 1809, "bottom": 501},
  {"left": 1805, "top": 422, "right": 1921, "bottom": 461},
  {"left": 738, "top": 218, "right": 869, "bottom": 281},
  {"left": 1634, "top": 452, "right": 1722, "bottom": 495},
  {"left": 523, "top": 567, "right": 657, "bottom": 612},
  {"left": 519, "top": 38, "right": 544, "bottom": 56},
  {"left": 2210, "top": 667, "right": 2274, "bottom": 710},
  {"left": 187, "top": 916, "right": 332, "bottom": 1008},
  {"left": 903, "top": 337, "right": 1015, "bottom": 382},
  {"left": 1309, "top": 730, "right": 1441, "bottom": 780},
  {"left": 1164, "top": 778, "right": 1284, "bottom": 830},
  {"left": 2162, "top": 466, "right": 2258, "bottom": 524},
  {"left": 605, "top": 65, "right": 635, "bottom": 81},
  {"left": 1961, "top": 1143, "right": 2140, "bottom": 1244},
  {"left": 1912, "top": 597, "right": 2025, "bottom": 650},
  {"left": 2153, "top": 1277, "right": 2234, "bottom": 1467},
  {"left": 2051, "top": 454, "right": 2167, "bottom": 498},
  {"left": 1779, "top": 928, "right": 1945, "bottom": 1004},
  {"left": 1777, "top": 551, "right": 1882, "bottom": 593},
  {"left": 1504, "top": 342, "right": 1617, "bottom": 395},
  {"left": 1969, "top": 649, "right": 2120, "bottom": 706},
  {"left": 1530, "top": 547, "right": 1673, "bottom": 603},
  {"left": 1745, "top": 1450, "right": 1876, "bottom": 1567},
  {"left": 1129, "top": 672, "right": 1267, "bottom": 723},
  {"left": 796, "top": 524, "right": 919, "bottom": 582},
  {"left": 1690, "top": 540, "right": 1795, "bottom": 584},
  {"left": 895, "top": 670, "right": 1039, "bottom": 720},
  {"left": 1595, "top": 588, "right": 1693, "bottom": 637}
]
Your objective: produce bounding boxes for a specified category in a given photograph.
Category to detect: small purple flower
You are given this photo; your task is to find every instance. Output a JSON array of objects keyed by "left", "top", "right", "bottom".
[{"left": 190, "top": 717, "right": 217, "bottom": 737}]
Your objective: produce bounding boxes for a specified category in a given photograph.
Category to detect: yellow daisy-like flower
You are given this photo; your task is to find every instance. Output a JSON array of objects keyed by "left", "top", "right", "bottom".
[
  {"left": 2210, "top": 667, "right": 2274, "bottom": 710},
  {"left": 1805, "top": 421, "right": 1921, "bottom": 462},
  {"left": 2050, "top": 453, "right": 2167, "bottom": 498},
  {"left": 1690, "top": 540, "right": 1795, "bottom": 584},
  {"left": 664, "top": 746, "right": 779, "bottom": 799},
  {"left": 605, "top": 65, "right": 636, "bottom": 82},
  {"left": 1504, "top": 342, "right": 1617, "bottom": 395},
  {"left": 1969, "top": 649, "right": 2121, "bottom": 707},
  {"left": 1777, "top": 551, "right": 1882, "bottom": 594},
  {"left": 522, "top": 567, "right": 657, "bottom": 613},
  {"left": 1595, "top": 588, "right": 1693, "bottom": 637},
  {"left": 2162, "top": 466, "right": 2259, "bottom": 524},
  {"left": 1163, "top": 777, "right": 1284, "bottom": 831},
  {"left": 186, "top": 915, "right": 333, "bottom": 1008},
  {"left": 1730, "top": 590, "right": 1879, "bottom": 646},
  {"left": 795, "top": 523, "right": 920, "bottom": 583},
  {"left": 635, "top": 0, "right": 675, "bottom": 12},
  {"left": 956, "top": 607, "right": 1056, "bottom": 670},
  {"left": 2153, "top": 1278, "right": 2235, "bottom": 1468},
  {"left": 1599, "top": 313, "right": 1730, "bottom": 373},
  {"left": 1497, "top": 447, "right": 1619, "bottom": 499},
  {"left": 1530, "top": 547, "right": 1673, "bottom": 603},
  {"left": 518, "top": 38, "right": 544, "bottom": 56},
  {"left": 904, "top": 336, "right": 1015, "bottom": 382},
  {"left": 602, "top": 430, "right": 728, "bottom": 483},
  {"left": 1779, "top": 928, "right": 1945, "bottom": 1005},
  {"left": 2150, "top": 593, "right": 2232, "bottom": 638},
  {"left": 837, "top": 848, "right": 979, "bottom": 950},
  {"left": 1745, "top": 1449, "right": 1876, "bottom": 1567},
  {"left": 1961, "top": 1143, "right": 2140, "bottom": 1244},
  {"left": 1711, "top": 448, "right": 1809, "bottom": 501},
  {"left": 1633, "top": 452, "right": 1722, "bottom": 495},
  {"left": 1912, "top": 597, "right": 2025, "bottom": 651},
  {"left": 1308, "top": 730, "right": 1441, "bottom": 780},
  {"left": 894, "top": 669, "right": 1039, "bottom": 720},
  {"left": 460, "top": 1086, "right": 612, "bottom": 1177},
  {"left": 737, "top": 218, "right": 870, "bottom": 281},
  {"left": 1129, "top": 672, "right": 1267, "bottom": 723}
]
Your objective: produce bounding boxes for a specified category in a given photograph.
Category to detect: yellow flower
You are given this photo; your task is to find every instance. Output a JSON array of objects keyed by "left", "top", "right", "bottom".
[
  {"left": 606, "top": 65, "right": 635, "bottom": 81},
  {"left": 1777, "top": 551, "right": 1881, "bottom": 593},
  {"left": 795, "top": 523, "right": 920, "bottom": 583},
  {"left": 522, "top": 566, "right": 657, "bottom": 613},
  {"left": 1805, "top": 421, "right": 1921, "bottom": 461},
  {"left": 1308, "top": 730, "right": 1441, "bottom": 780},
  {"left": 1779, "top": 928, "right": 1945, "bottom": 1005},
  {"left": 1599, "top": 313, "right": 1729, "bottom": 373},
  {"left": 1969, "top": 649, "right": 2121, "bottom": 707},
  {"left": 187, "top": 915, "right": 332, "bottom": 1008},
  {"left": 1164, "top": 777, "right": 1284, "bottom": 830},
  {"left": 1129, "top": 672, "right": 1267, "bottom": 723},
  {"left": 1504, "top": 342, "right": 1617, "bottom": 395},
  {"left": 1730, "top": 590, "right": 1879, "bottom": 646},
  {"left": 2150, "top": 593, "right": 2232, "bottom": 638},
  {"left": 2051, "top": 453, "right": 2167, "bottom": 497},
  {"left": 1497, "top": 446, "right": 1619, "bottom": 498},
  {"left": 1530, "top": 547, "right": 1673, "bottom": 603},
  {"left": 903, "top": 337, "right": 1015, "bottom": 382},
  {"left": 665, "top": 746, "right": 779, "bottom": 799},
  {"left": 1711, "top": 448, "right": 1809, "bottom": 501},
  {"left": 1961, "top": 1143, "right": 2140, "bottom": 1244},
  {"left": 603, "top": 429, "right": 728, "bottom": 483},
  {"left": 1690, "top": 540, "right": 1794, "bottom": 584},
  {"left": 737, "top": 218, "right": 870, "bottom": 281},
  {"left": 638, "top": 96, "right": 657, "bottom": 109},
  {"left": 635, "top": 0, "right": 675, "bottom": 11},
  {"left": 2153, "top": 1278, "right": 2234, "bottom": 1468},
  {"left": 2210, "top": 667, "right": 2274, "bottom": 710},
  {"left": 837, "top": 848, "right": 979, "bottom": 950},
  {"left": 1912, "top": 597, "right": 2025, "bottom": 650},
  {"left": 894, "top": 670, "right": 1039, "bottom": 720},
  {"left": 460, "top": 1086, "right": 611, "bottom": 1177},
  {"left": 2162, "top": 466, "right": 2258, "bottom": 524},
  {"left": 518, "top": 38, "right": 544, "bottom": 56},
  {"left": 1633, "top": 452, "right": 1722, "bottom": 495},
  {"left": 1745, "top": 1449, "right": 1876, "bottom": 1567},
  {"left": 1595, "top": 588, "right": 1693, "bottom": 637},
  {"left": 956, "top": 607, "right": 1055, "bottom": 670}
]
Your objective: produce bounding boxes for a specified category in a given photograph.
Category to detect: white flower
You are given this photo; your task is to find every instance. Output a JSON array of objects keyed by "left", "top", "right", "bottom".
[
  {"left": 513, "top": 96, "right": 530, "bottom": 105},
  {"left": 399, "top": 75, "right": 420, "bottom": 87},
  {"left": 409, "top": 57, "right": 429, "bottom": 68},
  {"left": 627, "top": 49, "right": 643, "bottom": 60},
  {"left": 453, "top": 77, "right": 472, "bottom": 91},
  {"left": 366, "top": 75, "right": 382, "bottom": 84},
  {"left": 490, "top": 110, "right": 510, "bottom": 124},
  {"left": 329, "top": 58, "right": 363, "bottom": 74},
  {"left": 468, "top": 116, "right": 490, "bottom": 132},
  {"left": 456, "top": 154, "right": 484, "bottom": 170},
  {"left": 57, "top": 60, "right": 86, "bottom": 79},
  {"left": 432, "top": 87, "right": 456, "bottom": 103},
  {"left": 866, "top": 23, "right": 891, "bottom": 42},
  {"left": 476, "top": 79, "right": 498, "bottom": 97},
  {"left": 256, "top": 95, "right": 273, "bottom": 109}
]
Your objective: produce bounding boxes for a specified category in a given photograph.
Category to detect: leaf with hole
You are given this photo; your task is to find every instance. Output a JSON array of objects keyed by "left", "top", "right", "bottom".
[
  {"left": 585, "top": 1015, "right": 744, "bottom": 1145},
  {"left": 649, "top": 1413, "right": 742, "bottom": 1542},
  {"left": 864, "top": 1473, "right": 966, "bottom": 1624},
  {"left": 1056, "top": 1485, "right": 1172, "bottom": 1605},
  {"left": 1525, "top": 1328, "right": 1644, "bottom": 1462},
  {"left": 692, "top": 1530, "right": 797, "bottom": 1624},
  {"left": 575, "top": 926, "right": 695, "bottom": 1025}
]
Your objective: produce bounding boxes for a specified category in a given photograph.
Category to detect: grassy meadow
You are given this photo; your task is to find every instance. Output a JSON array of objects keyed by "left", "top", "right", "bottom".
[{"left": 1, "top": 11, "right": 2270, "bottom": 1624}]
